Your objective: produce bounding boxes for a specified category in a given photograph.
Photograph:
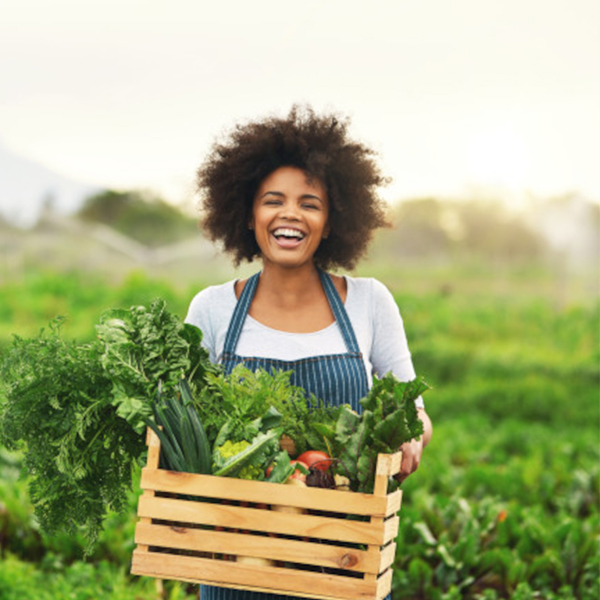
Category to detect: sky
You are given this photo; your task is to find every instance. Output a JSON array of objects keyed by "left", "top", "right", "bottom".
[{"left": 1, "top": 0, "right": 599, "bottom": 210}]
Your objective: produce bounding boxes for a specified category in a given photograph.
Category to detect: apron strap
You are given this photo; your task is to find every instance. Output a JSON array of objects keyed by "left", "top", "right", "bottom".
[
  {"left": 222, "top": 271, "right": 260, "bottom": 355},
  {"left": 222, "top": 269, "right": 361, "bottom": 356},
  {"left": 318, "top": 269, "right": 361, "bottom": 354}
]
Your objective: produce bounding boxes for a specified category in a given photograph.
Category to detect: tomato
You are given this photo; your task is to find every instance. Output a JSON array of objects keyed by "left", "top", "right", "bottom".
[{"left": 296, "top": 450, "right": 333, "bottom": 471}]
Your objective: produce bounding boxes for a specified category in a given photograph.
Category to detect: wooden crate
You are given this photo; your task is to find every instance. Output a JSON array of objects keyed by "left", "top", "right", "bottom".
[{"left": 131, "top": 428, "right": 403, "bottom": 600}]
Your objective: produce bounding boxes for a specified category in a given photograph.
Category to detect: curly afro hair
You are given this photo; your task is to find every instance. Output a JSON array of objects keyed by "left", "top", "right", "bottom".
[{"left": 197, "top": 105, "right": 389, "bottom": 271}]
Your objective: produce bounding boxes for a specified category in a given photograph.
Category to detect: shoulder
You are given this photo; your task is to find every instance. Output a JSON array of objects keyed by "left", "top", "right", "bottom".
[
  {"left": 345, "top": 275, "right": 396, "bottom": 305},
  {"left": 188, "top": 279, "right": 236, "bottom": 307},
  {"left": 185, "top": 280, "right": 237, "bottom": 326}
]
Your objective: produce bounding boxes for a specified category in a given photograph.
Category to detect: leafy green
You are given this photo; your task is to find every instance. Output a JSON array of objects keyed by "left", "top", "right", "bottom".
[
  {"left": 212, "top": 430, "right": 281, "bottom": 478},
  {"left": 195, "top": 364, "right": 308, "bottom": 445},
  {"left": 264, "top": 451, "right": 298, "bottom": 484},
  {"left": 96, "top": 299, "right": 216, "bottom": 433},
  {"left": 0, "top": 320, "right": 139, "bottom": 551},
  {"left": 0, "top": 300, "right": 215, "bottom": 551},
  {"left": 331, "top": 373, "right": 429, "bottom": 493}
]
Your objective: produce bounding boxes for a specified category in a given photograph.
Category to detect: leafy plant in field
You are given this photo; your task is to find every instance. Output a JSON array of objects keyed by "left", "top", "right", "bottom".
[
  {"left": 393, "top": 494, "right": 599, "bottom": 600},
  {"left": 0, "top": 553, "right": 194, "bottom": 600}
]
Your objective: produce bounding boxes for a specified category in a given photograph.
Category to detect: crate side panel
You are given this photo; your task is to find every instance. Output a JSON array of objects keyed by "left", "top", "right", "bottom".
[
  {"left": 132, "top": 549, "right": 380, "bottom": 600},
  {"left": 378, "top": 542, "right": 396, "bottom": 574},
  {"left": 376, "top": 452, "right": 403, "bottom": 478},
  {"left": 376, "top": 568, "right": 394, "bottom": 600},
  {"left": 137, "top": 496, "right": 387, "bottom": 545},
  {"left": 134, "top": 521, "right": 381, "bottom": 573},
  {"left": 385, "top": 490, "right": 402, "bottom": 517},
  {"left": 140, "top": 468, "right": 389, "bottom": 516},
  {"left": 382, "top": 516, "right": 400, "bottom": 545}
]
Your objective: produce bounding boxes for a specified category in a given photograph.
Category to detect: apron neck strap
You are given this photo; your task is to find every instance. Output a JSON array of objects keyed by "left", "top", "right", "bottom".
[{"left": 222, "top": 268, "right": 361, "bottom": 355}]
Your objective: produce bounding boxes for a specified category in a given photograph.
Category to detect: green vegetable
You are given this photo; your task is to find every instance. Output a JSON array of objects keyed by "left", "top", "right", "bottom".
[
  {"left": 265, "top": 451, "right": 299, "bottom": 484},
  {"left": 196, "top": 364, "right": 308, "bottom": 446},
  {"left": 0, "top": 319, "right": 138, "bottom": 552},
  {"left": 0, "top": 300, "right": 214, "bottom": 551},
  {"left": 145, "top": 379, "right": 211, "bottom": 474},
  {"left": 212, "top": 441, "right": 262, "bottom": 479},
  {"left": 96, "top": 299, "right": 216, "bottom": 433},
  {"left": 212, "top": 430, "right": 281, "bottom": 479},
  {"left": 329, "top": 374, "right": 429, "bottom": 493}
]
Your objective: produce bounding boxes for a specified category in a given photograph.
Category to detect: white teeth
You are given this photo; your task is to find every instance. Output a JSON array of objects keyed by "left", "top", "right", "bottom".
[{"left": 273, "top": 228, "right": 305, "bottom": 239}]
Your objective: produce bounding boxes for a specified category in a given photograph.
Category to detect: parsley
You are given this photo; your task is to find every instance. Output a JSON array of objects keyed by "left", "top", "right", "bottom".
[{"left": 0, "top": 300, "right": 213, "bottom": 552}]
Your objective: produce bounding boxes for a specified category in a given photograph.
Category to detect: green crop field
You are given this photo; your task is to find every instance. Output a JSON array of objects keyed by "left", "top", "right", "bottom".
[{"left": 0, "top": 264, "right": 598, "bottom": 600}]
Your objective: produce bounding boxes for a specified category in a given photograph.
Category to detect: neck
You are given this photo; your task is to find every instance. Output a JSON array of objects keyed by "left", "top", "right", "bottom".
[{"left": 258, "top": 262, "right": 323, "bottom": 304}]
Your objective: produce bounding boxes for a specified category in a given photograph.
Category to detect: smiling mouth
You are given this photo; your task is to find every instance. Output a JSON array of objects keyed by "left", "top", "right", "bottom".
[{"left": 272, "top": 227, "right": 306, "bottom": 244}]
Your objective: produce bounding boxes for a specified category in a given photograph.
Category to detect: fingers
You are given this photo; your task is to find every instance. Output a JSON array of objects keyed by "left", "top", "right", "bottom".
[{"left": 394, "top": 440, "right": 423, "bottom": 483}]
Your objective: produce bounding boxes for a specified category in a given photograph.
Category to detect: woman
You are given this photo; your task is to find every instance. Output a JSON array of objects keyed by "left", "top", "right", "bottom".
[{"left": 186, "top": 105, "right": 432, "bottom": 600}]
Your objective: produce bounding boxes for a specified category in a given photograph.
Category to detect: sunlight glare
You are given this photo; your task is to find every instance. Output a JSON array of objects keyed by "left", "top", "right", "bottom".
[{"left": 466, "top": 126, "right": 530, "bottom": 189}]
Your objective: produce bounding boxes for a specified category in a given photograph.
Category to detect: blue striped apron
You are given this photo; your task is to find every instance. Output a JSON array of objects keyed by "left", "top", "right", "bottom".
[{"left": 201, "top": 269, "right": 383, "bottom": 600}]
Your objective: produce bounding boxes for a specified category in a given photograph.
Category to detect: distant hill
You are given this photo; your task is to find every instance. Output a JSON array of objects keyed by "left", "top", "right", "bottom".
[{"left": 0, "top": 138, "right": 101, "bottom": 228}]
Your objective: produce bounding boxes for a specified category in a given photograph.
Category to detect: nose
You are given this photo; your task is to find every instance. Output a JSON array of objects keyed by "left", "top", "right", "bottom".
[{"left": 280, "top": 201, "right": 301, "bottom": 221}]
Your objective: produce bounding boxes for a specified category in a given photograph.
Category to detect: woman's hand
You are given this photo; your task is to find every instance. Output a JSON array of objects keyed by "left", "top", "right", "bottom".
[{"left": 395, "top": 408, "right": 432, "bottom": 483}]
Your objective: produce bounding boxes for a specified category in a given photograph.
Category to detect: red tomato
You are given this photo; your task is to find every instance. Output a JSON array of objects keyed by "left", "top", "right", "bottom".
[{"left": 296, "top": 450, "right": 332, "bottom": 471}]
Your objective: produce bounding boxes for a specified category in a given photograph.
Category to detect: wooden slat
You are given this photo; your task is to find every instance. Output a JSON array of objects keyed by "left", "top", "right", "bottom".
[
  {"left": 138, "top": 429, "right": 161, "bottom": 553},
  {"left": 134, "top": 521, "right": 384, "bottom": 574},
  {"left": 385, "top": 489, "right": 403, "bottom": 517},
  {"left": 140, "top": 468, "right": 390, "bottom": 517},
  {"left": 132, "top": 549, "right": 389, "bottom": 600},
  {"left": 375, "top": 451, "right": 403, "bottom": 478},
  {"left": 137, "top": 496, "right": 388, "bottom": 545},
  {"left": 376, "top": 569, "right": 394, "bottom": 600},
  {"left": 378, "top": 542, "right": 396, "bottom": 574},
  {"left": 382, "top": 516, "right": 400, "bottom": 545}
]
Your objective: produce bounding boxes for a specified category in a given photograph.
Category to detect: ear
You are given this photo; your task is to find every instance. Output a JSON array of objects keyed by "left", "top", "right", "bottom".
[
  {"left": 248, "top": 217, "right": 254, "bottom": 230},
  {"left": 322, "top": 223, "right": 330, "bottom": 239}
]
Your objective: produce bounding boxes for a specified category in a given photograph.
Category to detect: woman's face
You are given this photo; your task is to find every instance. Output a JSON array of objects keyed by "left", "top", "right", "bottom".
[{"left": 251, "top": 166, "right": 329, "bottom": 270}]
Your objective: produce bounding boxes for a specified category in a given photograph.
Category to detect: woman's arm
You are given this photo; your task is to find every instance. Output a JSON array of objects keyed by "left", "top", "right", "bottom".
[{"left": 396, "top": 407, "right": 432, "bottom": 483}]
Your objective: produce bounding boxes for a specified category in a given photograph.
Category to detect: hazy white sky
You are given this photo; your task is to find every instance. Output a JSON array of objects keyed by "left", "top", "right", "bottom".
[{"left": 1, "top": 0, "right": 598, "bottom": 206}]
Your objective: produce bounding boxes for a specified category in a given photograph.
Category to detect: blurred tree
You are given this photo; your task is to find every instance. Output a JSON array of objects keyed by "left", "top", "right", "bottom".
[
  {"left": 371, "top": 198, "right": 547, "bottom": 264},
  {"left": 373, "top": 198, "right": 453, "bottom": 260},
  {"left": 453, "top": 200, "right": 547, "bottom": 262},
  {"left": 77, "top": 190, "right": 199, "bottom": 247}
]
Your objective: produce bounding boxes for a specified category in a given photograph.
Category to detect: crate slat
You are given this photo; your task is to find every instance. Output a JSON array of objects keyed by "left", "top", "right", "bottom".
[
  {"left": 378, "top": 541, "right": 397, "bottom": 574},
  {"left": 134, "top": 521, "right": 384, "bottom": 573},
  {"left": 140, "top": 467, "right": 396, "bottom": 517},
  {"left": 132, "top": 549, "right": 385, "bottom": 600},
  {"left": 137, "top": 495, "right": 396, "bottom": 545}
]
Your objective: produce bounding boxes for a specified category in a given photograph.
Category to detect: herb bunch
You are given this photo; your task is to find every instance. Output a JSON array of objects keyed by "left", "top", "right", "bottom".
[
  {"left": 0, "top": 300, "right": 214, "bottom": 551},
  {"left": 196, "top": 363, "right": 338, "bottom": 455}
]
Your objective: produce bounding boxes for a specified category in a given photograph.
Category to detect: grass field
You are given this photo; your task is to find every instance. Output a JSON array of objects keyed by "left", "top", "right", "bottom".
[{"left": 0, "top": 263, "right": 598, "bottom": 600}]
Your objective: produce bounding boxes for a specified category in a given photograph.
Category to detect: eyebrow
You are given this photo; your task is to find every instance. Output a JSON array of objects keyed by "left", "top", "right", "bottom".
[{"left": 260, "top": 191, "right": 324, "bottom": 202}]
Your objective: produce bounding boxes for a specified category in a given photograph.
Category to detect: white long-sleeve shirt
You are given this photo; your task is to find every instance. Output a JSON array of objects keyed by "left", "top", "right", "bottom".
[{"left": 185, "top": 275, "right": 424, "bottom": 407}]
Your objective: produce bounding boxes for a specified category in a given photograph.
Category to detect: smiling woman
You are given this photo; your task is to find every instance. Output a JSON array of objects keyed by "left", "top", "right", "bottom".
[{"left": 186, "top": 104, "right": 433, "bottom": 600}]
